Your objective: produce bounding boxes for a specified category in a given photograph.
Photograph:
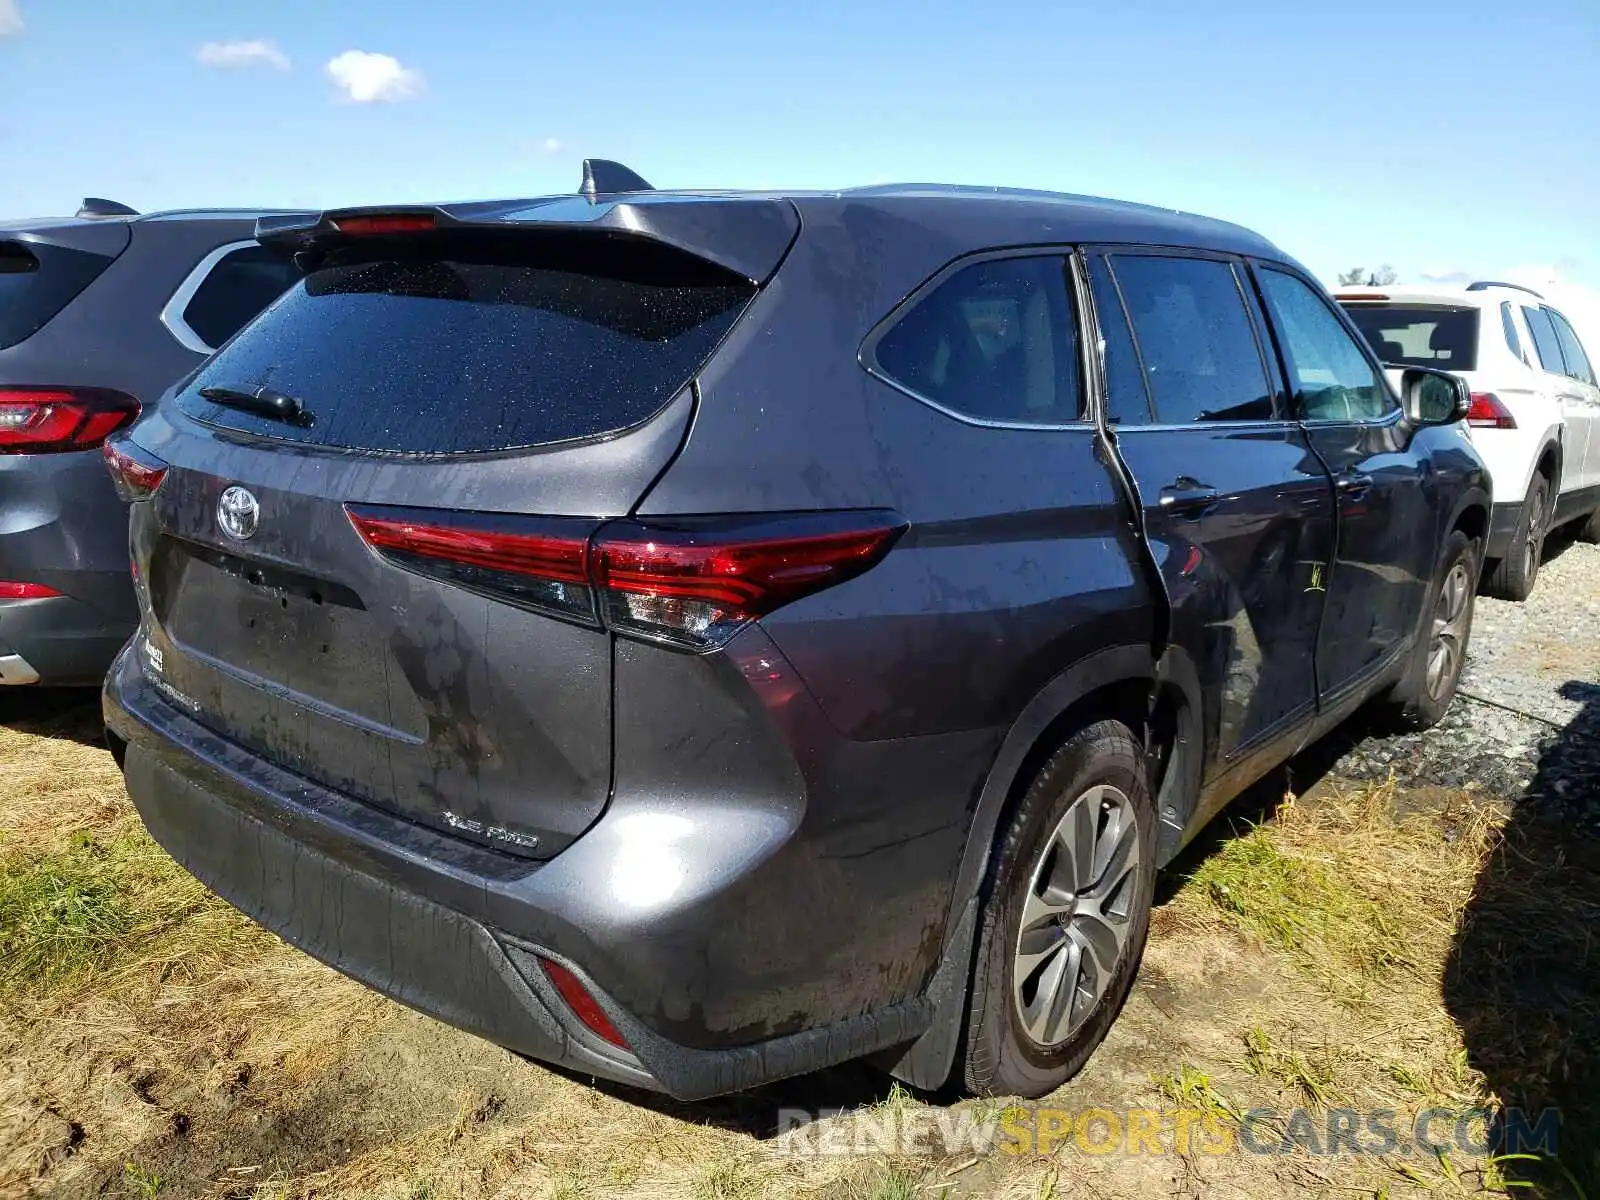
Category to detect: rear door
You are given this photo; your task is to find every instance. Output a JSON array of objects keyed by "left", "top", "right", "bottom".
[
  {"left": 1086, "top": 249, "right": 1333, "bottom": 773},
  {"left": 1523, "top": 304, "right": 1593, "bottom": 492},
  {"left": 128, "top": 231, "right": 761, "bottom": 858},
  {"left": 1544, "top": 307, "right": 1600, "bottom": 505},
  {"left": 1252, "top": 264, "right": 1435, "bottom": 704}
]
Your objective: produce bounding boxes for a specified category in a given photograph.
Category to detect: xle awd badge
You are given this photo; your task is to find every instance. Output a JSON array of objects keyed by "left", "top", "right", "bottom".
[{"left": 217, "top": 485, "right": 260, "bottom": 541}]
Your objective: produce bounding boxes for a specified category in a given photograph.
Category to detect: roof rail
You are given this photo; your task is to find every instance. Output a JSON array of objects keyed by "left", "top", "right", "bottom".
[
  {"left": 580, "top": 159, "right": 654, "bottom": 200},
  {"left": 76, "top": 197, "right": 139, "bottom": 219},
  {"left": 1466, "top": 280, "right": 1544, "bottom": 299}
]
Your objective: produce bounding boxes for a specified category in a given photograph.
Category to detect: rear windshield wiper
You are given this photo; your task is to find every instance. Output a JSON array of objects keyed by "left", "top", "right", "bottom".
[{"left": 198, "top": 385, "right": 312, "bottom": 425}]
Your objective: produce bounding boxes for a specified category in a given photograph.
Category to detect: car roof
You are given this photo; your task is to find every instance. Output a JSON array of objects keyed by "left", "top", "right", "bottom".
[
  {"left": 1334, "top": 283, "right": 1547, "bottom": 306},
  {"left": 0, "top": 208, "right": 309, "bottom": 232}
]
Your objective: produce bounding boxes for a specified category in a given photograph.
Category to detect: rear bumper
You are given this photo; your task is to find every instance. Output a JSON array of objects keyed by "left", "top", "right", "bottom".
[
  {"left": 103, "top": 644, "right": 943, "bottom": 1099},
  {"left": 0, "top": 585, "right": 136, "bottom": 685},
  {"left": 1486, "top": 499, "right": 1522, "bottom": 561}
]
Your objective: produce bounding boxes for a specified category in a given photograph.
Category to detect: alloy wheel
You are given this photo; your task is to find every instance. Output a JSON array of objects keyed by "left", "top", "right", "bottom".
[
  {"left": 1012, "top": 784, "right": 1141, "bottom": 1048},
  {"left": 1524, "top": 487, "right": 1545, "bottom": 578},
  {"left": 1426, "top": 559, "right": 1472, "bottom": 701}
]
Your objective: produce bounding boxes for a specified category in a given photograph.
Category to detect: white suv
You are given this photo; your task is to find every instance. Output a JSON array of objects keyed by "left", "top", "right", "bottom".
[{"left": 1338, "top": 282, "right": 1600, "bottom": 599}]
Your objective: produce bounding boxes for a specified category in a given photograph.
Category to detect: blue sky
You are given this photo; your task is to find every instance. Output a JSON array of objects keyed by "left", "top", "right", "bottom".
[{"left": 2, "top": 0, "right": 1597, "bottom": 293}]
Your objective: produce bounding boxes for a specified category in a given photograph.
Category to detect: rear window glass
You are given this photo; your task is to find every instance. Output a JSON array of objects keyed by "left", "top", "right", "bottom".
[
  {"left": 1341, "top": 305, "right": 1479, "bottom": 371},
  {"left": 174, "top": 242, "right": 756, "bottom": 454},
  {"left": 1522, "top": 306, "right": 1565, "bottom": 374},
  {"left": 0, "top": 240, "right": 120, "bottom": 350}
]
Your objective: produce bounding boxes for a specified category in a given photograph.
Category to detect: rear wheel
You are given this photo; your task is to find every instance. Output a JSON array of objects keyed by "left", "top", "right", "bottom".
[
  {"left": 1484, "top": 474, "right": 1549, "bottom": 601},
  {"left": 960, "top": 720, "right": 1155, "bottom": 1098},
  {"left": 1386, "top": 528, "right": 1478, "bottom": 731}
]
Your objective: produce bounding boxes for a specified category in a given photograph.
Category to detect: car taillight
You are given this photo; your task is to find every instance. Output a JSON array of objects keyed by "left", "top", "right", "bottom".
[
  {"left": 0, "top": 387, "right": 140, "bottom": 454},
  {"left": 0, "top": 582, "right": 62, "bottom": 599},
  {"left": 539, "top": 959, "right": 629, "bottom": 1049},
  {"left": 1466, "top": 392, "right": 1517, "bottom": 429},
  {"left": 346, "top": 506, "right": 907, "bottom": 651},
  {"left": 591, "top": 512, "right": 907, "bottom": 649},
  {"left": 102, "top": 438, "right": 169, "bottom": 501}
]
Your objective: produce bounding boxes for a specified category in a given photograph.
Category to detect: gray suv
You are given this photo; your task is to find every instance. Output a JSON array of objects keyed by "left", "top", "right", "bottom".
[
  {"left": 105, "top": 164, "right": 1489, "bottom": 1100},
  {"left": 0, "top": 199, "right": 303, "bottom": 685}
]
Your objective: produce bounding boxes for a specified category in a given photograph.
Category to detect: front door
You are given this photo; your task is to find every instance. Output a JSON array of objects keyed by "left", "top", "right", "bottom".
[
  {"left": 1251, "top": 263, "right": 1436, "bottom": 703},
  {"left": 1544, "top": 306, "right": 1600, "bottom": 510},
  {"left": 1086, "top": 250, "right": 1334, "bottom": 773}
]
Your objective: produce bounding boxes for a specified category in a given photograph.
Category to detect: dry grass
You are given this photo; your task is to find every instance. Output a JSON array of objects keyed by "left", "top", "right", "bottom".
[{"left": 2, "top": 692, "right": 1596, "bottom": 1200}]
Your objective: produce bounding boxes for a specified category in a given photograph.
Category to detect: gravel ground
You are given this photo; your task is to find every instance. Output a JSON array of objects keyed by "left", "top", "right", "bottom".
[{"left": 1329, "top": 533, "right": 1600, "bottom": 829}]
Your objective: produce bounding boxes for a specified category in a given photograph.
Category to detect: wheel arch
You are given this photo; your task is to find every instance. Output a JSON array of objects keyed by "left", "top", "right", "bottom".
[{"left": 882, "top": 642, "right": 1203, "bottom": 1090}]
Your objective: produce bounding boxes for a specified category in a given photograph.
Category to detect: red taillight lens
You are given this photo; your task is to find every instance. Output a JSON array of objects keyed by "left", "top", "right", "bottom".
[
  {"left": 331, "top": 213, "right": 436, "bottom": 236},
  {"left": 0, "top": 582, "right": 62, "bottom": 599},
  {"left": 102, "top": 438, "right": 169, "bottom": 501},
  {"left": 540, "top": 958, "right": 629, "bottom": 1049},
  {"left": 346, "top": 505, "right": 597, "bottom": 624},
  {"left": 1466, "top": 392, "right": 1517, "bottom": 429},
  {"left": 345, "top": 506, "right": 908, "bottom": 651},
  {"left": 592, "top": 512, "right": 908, "bottom": 650},
  {"left": 0, "top": 388, "right": 139, "bottom": 454}
]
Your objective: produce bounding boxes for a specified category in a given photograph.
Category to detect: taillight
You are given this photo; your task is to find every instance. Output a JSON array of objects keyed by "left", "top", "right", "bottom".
[
  {"left": 540, "top": 959, "right": 629, "bottom": 1049},
  {"left": 591, "top": 512, "right": 907, "bottom": 650},
  {"left": 331, "top": 213, "right": 436, "bottom": 236},
  {"left": 346, "top": 506, "right": 907, "bottom": 651},
  {"left": 0, "top": 582, "right": 62, "bottom": 599},
  {"left": 1466, "top": 392, "right": 1517, "bottom": 429},
  {"left": 102, "top": 438, "right": 169, "bottom": 501},
  {"left": 0, "top": 387, "right": 139, "bottom": 454}
]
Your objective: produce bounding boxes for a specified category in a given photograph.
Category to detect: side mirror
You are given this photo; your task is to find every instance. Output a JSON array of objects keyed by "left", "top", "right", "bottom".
[{"left": 1399, "top": 366, "right": 1471, "bottom": 426}]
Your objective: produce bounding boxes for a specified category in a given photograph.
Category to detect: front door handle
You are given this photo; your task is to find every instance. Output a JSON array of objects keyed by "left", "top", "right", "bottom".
[
  {"left": 1159, "top": 486, "right": 1222, "bottom": 518},
  {"left": 1336, "top": 472, "right": 1374, "bottom": 500}
]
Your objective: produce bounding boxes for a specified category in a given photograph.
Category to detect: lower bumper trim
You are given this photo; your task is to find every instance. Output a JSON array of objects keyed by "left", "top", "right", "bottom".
[{"left": 0, "top": 652, "right": 40, "bottom": 685}]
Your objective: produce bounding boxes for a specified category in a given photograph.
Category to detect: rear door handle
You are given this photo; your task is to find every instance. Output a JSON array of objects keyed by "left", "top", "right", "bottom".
[
  {"left": 1336, "top": 472, "right": 1374, "bottom": 499},
  {"left": 1159, "top": 486, "right": 1222, "bottom": 517}
]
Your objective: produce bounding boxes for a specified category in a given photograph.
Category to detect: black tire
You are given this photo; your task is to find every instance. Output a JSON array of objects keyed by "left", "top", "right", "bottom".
[
  {"left": 1484, "top": 474, "right": 1549, "bottom": 601},
  {"left": 1385, "top": 528, "right": 1478, "bottom": 732},
  {"left": 1577, "top": 508, "right": 1600, "bottom": 544},
  {"left": 960, "top": 719, "right": 1156, "bottom": 1098}
]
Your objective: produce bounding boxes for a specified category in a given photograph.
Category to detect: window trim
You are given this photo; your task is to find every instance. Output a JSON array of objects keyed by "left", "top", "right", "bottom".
[
  {"left": 1500, "top": 302, "right": 1529, "bottom": 366},
  {"left": 1521, "top": 304, "right": 1567, "bottom": 377},
  {"left": 858, "top": 245, "right": 1090, "bottom": 431},
  {"left": 1247, "top": 260, "right": 1401, "bottom": 427},
  {"left": 158, "top": 238, "right": 261, "bottom": 355},
  {"left": 1087, "top": 245, "right": 1287, "bottom": 431}
]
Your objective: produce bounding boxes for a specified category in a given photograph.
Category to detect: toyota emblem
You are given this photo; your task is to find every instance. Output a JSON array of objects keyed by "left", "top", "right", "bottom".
[{"left": 217, "top": 485, "right": 260, "bottom": 541}]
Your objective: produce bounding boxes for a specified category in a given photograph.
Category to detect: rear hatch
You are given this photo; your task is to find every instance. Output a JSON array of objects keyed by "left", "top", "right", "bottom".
[
  {"left": 124, "top": 200, "right": 795, "bottom": 858},
  {"left": 1337, "top": 297, "right": 1483, "bottom": 389}
]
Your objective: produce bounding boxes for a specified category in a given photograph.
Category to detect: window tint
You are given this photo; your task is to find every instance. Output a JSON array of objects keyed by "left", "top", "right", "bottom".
[
  {"left": 176, "top": 243, "right": 756, "bottom": 454},
  {"left": 1522, "top": 305, "right": 1565, "bottom": 374},
  {"left": 1109, "top": 255, "right": 1273, "bottom": 423},
  {"left": 1500, "top": 302, "right": 1526, "bottom": 364},
  {"left": 1546, "top": 309, "right": 1597, "bottom": 386},
  {"left": 0, "top": 240, "right": 119, "bottom": 350},
  {"left": 1259, "top": 269, "right": 1393, "bottom": 421},
  {"left": 1339, "top": 304, "right": 1479, "bottom": 371},
  {"left": 874, "top": 256, "right": 1080, "bottom": 425},
  {"left": 1086, "top": 256, "right": 1152, "bottom": 424},
  {"left": 181, "top": 245, "right": 304, "bottom": 350}
]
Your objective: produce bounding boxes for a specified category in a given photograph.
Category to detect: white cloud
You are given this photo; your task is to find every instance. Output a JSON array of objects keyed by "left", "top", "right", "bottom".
[
  {"left": 197, "top": 40, "right": 291, "bottom": 72},
  {"left": 325, "top": 50, "right": 424, "bottom": 103},
  {"left": 0, "top": 0, "right": 23, "bottom": 37},
  {"left": 540, "top": 137, "right": 564, "bottom": 154}
]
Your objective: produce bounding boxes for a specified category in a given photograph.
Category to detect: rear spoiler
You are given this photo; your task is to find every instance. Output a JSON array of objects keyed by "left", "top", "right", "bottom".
[{"left": 255, "top": 191, "right": 800, "bottom": 285}]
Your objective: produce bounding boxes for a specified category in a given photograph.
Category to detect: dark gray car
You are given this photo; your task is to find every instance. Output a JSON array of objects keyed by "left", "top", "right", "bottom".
[
  {"left": 0, "top": 200, "right": 303, "bottom": 685},
  {"left": 104, "top": 164, "right": 1490, "bottom": 1100}
]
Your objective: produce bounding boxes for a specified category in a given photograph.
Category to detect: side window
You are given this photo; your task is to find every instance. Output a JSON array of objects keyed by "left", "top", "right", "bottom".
[
  {"left": 1086, "top": 255, "right": 1153, "bottom": 424},
  {"left": 1522, "top": 305, "right": 1566, "bottom": 375},
  {"left": 1256, "top": 268, "right": 1394, "bottom": 421},
  {"left": 872, "top": 255, "right": 1080, "bottom": 425},
  {"left": 1547, "top": 309, "right": 1597, "bottom": 386},
  {"left": 1108, "top": 255, "right": 1273, "bottom": 423},
  {"left": 1500, "top": 302, "right": 1527, "bottom": 365},
  {"left": 180, "top": 245, "right": 302, "bottom": 351}
]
